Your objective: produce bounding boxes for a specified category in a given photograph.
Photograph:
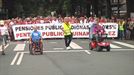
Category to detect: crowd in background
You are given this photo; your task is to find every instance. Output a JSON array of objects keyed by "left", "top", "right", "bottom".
[
  {"left": 2, "top": 16, "right": 130, "bottom": 25},
  {"left": 0, "top": 16, "right": 134, "bottom": 41}
]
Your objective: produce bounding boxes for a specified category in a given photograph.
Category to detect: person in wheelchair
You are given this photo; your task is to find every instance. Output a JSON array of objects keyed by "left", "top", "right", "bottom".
[
  {"left": 90, "top": 20, "right": 105, "bottom": 42},
  {"left": 29, "top": 26, "right": 43, "bottom": 54},
  {"left": 93, "top": 28, "right": 105, "bottom": 42}
]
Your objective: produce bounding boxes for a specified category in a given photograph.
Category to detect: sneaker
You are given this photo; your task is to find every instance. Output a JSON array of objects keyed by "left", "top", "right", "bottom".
[
  {"left": 66, "top": 47, "right": 69, "bottom": 50},
  {"left": 67, "top": 47, "right": 71, "bottom": 50}
]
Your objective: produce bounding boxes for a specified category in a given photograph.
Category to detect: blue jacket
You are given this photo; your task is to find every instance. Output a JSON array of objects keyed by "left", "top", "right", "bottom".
[{"left": 31, "top": 31, "right": 41, "bottom": 42}]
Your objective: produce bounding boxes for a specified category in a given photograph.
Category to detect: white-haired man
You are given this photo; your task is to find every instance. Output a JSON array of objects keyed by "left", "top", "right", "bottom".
[
  {"left": 30, "top": 26, "right": 42, "bottom": 43},
  {"left": 29, "top": 25, "right": 43, "bottom": 54},
  {"left": 61, "top": 17, "right": 73, "bottom": 50}
]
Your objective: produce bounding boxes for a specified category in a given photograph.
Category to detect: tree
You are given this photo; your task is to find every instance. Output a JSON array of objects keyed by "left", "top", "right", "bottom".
[
  {"left": 106, "top": 0, "right": 112, "bottom": 18},
  {"left": 62, "top": 0, "right": 71, "bottom": 16},
  {"left": 6, "top": 0, "right": 113, "bottom": 18}
]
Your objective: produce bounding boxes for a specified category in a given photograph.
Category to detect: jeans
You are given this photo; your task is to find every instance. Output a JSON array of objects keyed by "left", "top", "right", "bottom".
[
  {"left": 125, "top": 30, "right": 131, "bottom": 39},
  {"left": 64, "top": 34, "right": 72, "bottom": 47},
  {"left": 119, "top": 30, "right": 124, "bottom": 40},
  {"left": 2, "top": 35, "right": 8, "bottom": 45}
]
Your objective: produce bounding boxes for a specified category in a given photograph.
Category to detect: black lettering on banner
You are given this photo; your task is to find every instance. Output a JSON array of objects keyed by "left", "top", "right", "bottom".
[
  {"left": 52, "top": 25, "right": 61, "bottom": 30},
  {"left": 37, "top": 26, "right": 40, "bottom": 30},
  {"left": 44, "top": 25, "right": 62, "bottom": 30},
  {"left": 72, "top": 25, "right": 89, "bottom": 30},
  {"left": 45, "top": 26, "right": 48, "bottom": 30},
  {"left": 113, "top": 25, "right": 116, "bottom": 29},
  {"left": 15, "top": 27, "right": 19, "bottom": 31},
  {"left": 106, "top": 25, "right": 111, "bottom": 29},
  {"left": 22, "top": 26, "right": 26, "bottom": 31},
  {"left": 103, "top": 24, "right": 117, "bottom": 30},
  {"left": 15, "top": 26, "right": 34, "bottom": 31},
  {"left": 41, "top": 26, "right": 44, "bottom": 30},
  {"left": 30, "top": 26, "right": 33, "bottom": 30}
]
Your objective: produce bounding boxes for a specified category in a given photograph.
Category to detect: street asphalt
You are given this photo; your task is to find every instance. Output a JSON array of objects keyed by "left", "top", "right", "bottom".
[{"left": 0, "top": 39, "right": 134, "bottom": 75}]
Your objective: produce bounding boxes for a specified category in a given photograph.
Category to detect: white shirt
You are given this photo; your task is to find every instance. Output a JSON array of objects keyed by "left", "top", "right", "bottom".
[{"left": 0, "top": 26, "right": 8, "bottom": 35}]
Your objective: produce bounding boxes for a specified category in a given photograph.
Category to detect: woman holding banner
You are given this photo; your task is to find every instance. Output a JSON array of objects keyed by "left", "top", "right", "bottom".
[{"left": 61, "top": 17, "right": 73, "bottom": 50}]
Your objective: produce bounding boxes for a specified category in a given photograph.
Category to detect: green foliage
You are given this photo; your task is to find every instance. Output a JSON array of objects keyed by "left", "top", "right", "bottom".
[{"left": 11, "top": 0, "right": 112, "bottom": 18}]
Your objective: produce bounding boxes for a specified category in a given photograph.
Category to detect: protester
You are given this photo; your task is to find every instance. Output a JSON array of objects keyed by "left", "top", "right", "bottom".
[
  {"left": 0, "top": 20, "right": 9, "bottom": 55},
  {"left": 0, "top": 20, "right": 9, "bottom": 45},
  {"left": 89, "top": 19, "right": 98, "bottom": 40},
  {"left": 125, "top": 20, "right": 131, "bottom": 40},
  {"left": 118, "top": 19, "right": 125, "bottom": 40},
  {"left": 129, "top": 20, "right": 134, "bottom": 40},
  {"left": 61, "top": 17, "right": 73, "bottom": 50},
  {"left": 29, "top": 25, "right": 43, "bottom": 54},
  {"left": 0, "top": 15, "right": 133, "bottom": 41},
  {"left": 90, "top": 19, "right": 105, "bottom": 42}
]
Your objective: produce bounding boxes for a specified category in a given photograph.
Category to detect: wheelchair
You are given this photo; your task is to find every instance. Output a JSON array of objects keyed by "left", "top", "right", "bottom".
[
  {"left": 29, "top": 38, "right": 43, "bottom": 55},
  {"left": 89, "top": 33, "right": 110, "bottom": 52}
]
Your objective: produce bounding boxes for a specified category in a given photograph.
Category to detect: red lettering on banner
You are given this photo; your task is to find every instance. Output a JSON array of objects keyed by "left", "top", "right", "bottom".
[
  {"left": 42, "top": 32, "right": 48, "bottom": 36},
  {"left": 58, "top": 32, "right": 63, "bottom": 36},
  {"left": 73, "top": 32, "right": 89, "bottom": 36},
  {"left": 16, "top": 33, "right": 31, "bottom": 38},
  {"left": 16, "top": 34, "right": 20, "bottom": 38},
  {"left": 20, "top": 33, "right": 23, "bottom": 37},
  {"left": 42, "top": 32, "right": 64, "bottom": 36},
  {"left": 108, "top": 31, "right": 115, "bottom": 36}
]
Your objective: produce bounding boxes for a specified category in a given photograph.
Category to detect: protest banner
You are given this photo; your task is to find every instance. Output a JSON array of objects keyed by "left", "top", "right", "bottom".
[{"left": 12, "top": 23, "right": 118, "bottom": 40}]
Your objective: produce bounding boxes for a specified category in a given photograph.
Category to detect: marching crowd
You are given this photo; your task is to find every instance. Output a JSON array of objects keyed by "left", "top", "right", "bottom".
[{"left": 0, "top": 16, "right": 134, "bottom": 41}]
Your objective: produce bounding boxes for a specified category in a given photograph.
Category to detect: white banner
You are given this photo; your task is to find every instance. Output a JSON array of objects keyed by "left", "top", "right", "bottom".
[
  {"left": 12, "top": 23, "right": 118, "bottom": 40},
  {"left": 99, "top": 23, "right": 118, "bottom": 37}
]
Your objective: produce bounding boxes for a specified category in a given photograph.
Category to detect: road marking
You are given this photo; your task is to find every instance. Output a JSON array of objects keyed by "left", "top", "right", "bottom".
[
  {"left": 23, "top": 50, "right": 88, "bottom": 53},
  {"left": 113, "top": 41, "right": 134, "bottom": 48},
  {"left": 70, "top": 42, "right": 83, "bottom": 49},
  {"left": 14, "top": 44, "right": 25, "bottom": 51},
  {"left": 53, "top": 48, "right": 64, "bottom": 50},
  {"left": 49, "top": 42, "right": 57, "bottom": 44},
  {"left": 85, "top": 50, "right": 91, "bottom": 55},
  {"left": 16, "top": 52, "right": 24, "bottom": 65},
  {"left": 0, "top": 44, "right": 9, "bottom": 51},
  {"left": 10, "top": 52, "right": 20, "bottom": 65},
  {"left": 111, "top": 49, "right": 134, "bottom": 51},
  {"left": 110, "top": 43, "right": 121, "bottom": 48}
]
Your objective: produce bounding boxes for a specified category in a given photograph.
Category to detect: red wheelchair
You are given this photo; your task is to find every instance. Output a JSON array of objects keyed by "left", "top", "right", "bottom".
[
  {"left": 89, "top": 33, "right": 111, "bottom": 52},
  {"left": 29, "top": 38, "right": 43, "bottom": 55}
]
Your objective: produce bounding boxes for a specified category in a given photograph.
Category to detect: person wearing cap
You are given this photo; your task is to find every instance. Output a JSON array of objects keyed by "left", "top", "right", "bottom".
[{"left": 61, "top": 17, "right": 73, "bottom": 50}]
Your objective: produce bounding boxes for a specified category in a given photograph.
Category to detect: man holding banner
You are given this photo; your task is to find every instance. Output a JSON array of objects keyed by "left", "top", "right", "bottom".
[{"left": 61, "top": 17, "right": 73, "bottom": 50}]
